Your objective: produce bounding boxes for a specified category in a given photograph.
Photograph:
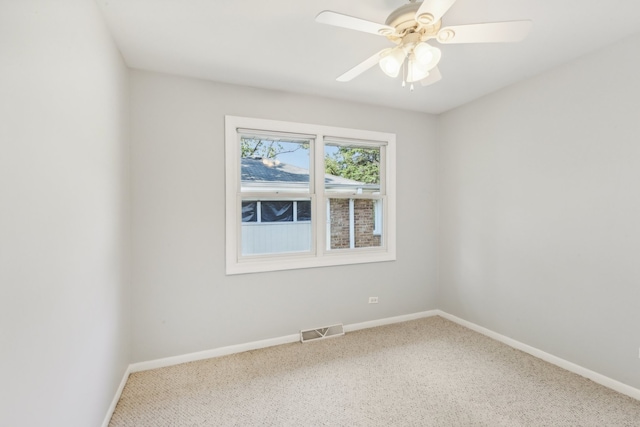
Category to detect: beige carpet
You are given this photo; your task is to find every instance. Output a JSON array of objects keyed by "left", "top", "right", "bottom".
[{"left": 109, "top": 317, "right": 640, "bottom": 426}]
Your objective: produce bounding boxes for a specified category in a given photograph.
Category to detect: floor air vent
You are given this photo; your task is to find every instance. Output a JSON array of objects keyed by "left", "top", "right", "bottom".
[{"left": 300, "top": 323, "right": 344, "bottom": 343}]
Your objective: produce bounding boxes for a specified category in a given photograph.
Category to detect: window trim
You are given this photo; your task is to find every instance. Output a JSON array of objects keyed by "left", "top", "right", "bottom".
[{"left": 225, "top": 115, "right": 396, "bottom": 275}]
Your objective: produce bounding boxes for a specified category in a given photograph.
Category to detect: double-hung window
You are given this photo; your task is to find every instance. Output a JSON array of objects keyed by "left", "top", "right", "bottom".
[{"left": 225, "top": 116, "right": 396, "bottom": 274}]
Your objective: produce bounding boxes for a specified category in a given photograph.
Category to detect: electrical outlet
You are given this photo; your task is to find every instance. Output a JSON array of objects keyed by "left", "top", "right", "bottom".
[{"left": 368, "top": 296, "right": 378, "bottom": 304}]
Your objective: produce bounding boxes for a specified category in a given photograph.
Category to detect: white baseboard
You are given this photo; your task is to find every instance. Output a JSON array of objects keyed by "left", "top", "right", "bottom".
[
  {"left": 101, "top": 365, "right": 131, "bottom": 427},
  {"left": 129, "top": 333, "right": 300, "bottom": 373},
  {"left": 104, "top": 311, "right": 437, "bottom": 424},
  {"left": 436, "top": 310, "right": 640, "bottom": 401},
  {"left": 104, "top": 308, "right": 640, "bottom": 424},
  {"left": 129, "top": 310, "right": 438, "bottom": 373},
  {"left": 344, "top": 310, "right": 439, "bottom": 332}
]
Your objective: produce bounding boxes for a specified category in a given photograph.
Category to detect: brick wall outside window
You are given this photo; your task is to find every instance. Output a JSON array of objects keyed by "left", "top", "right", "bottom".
[
  {"left": 329, "top": 199, "right": 380, "bottom": 249},
  {"left": 329, "top": 199, "right": 350, "bottom": 249},
  {"left": 354, "top": 199, "right": 381, "bottom": 248}
]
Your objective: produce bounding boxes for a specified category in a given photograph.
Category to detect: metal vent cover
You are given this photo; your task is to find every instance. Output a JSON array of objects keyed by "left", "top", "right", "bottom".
[{"left": 300, "top": 323, "right": 345, "bottom": 343}]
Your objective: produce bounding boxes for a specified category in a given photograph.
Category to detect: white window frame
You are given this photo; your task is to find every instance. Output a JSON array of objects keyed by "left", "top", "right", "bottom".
[
  {"left": 225, "top": 115, "right": 396, "bottom": 275},
  {"left": 373, "top": 199, "right": 383, "bottom": 236}
]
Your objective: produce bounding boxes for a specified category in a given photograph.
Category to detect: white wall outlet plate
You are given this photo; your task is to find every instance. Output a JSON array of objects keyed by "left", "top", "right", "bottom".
[{"left": 368, "top": 296, "right": 379, "bottom": 304}]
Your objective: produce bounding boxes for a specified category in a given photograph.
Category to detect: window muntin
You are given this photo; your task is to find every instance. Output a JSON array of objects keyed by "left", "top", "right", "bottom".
[{"left": 226, "top": 116, "right": 396, "bottom": 274}]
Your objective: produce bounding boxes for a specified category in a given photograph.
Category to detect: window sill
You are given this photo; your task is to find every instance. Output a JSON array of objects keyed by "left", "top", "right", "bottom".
[{"left": 226, "top": 249, "right": 396, "bottom": 275}]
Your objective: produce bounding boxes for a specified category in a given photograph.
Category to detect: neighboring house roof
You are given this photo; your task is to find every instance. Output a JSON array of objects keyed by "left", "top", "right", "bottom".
[{"left": 241, "top": 157, "right": 379, "bottom": 192}]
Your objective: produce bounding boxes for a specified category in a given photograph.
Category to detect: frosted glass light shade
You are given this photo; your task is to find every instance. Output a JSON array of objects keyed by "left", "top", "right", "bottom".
[
  {"left": 379, "top": 48, "right": 405, "bottom": 78},
  {"left": 413, "top": 42, "right": 441, "bottom": 71},
  {"left": 406, "top": 58, "right": 430, "bottom": 83}
]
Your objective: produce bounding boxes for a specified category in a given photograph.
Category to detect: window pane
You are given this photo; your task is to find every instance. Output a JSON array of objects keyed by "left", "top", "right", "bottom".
[
  {"left": 241, "top": 138, "right": 310, "bottom": 193},
  {"left": 241, "top": 199, "right": 311, "bottom": 256},
  {"left": 328, "top": 198, "right": 350, "bottom": 250},
  {"left": 324, "top": 144, "right": 380, "bottom": 194},
  {"left": 354, "top": 199, "right": 382, "bottom": 248},
  {"left": 241, "top": 201, "right": 257, "bottom": 222},
  {"left": 327, "top": 198, "right": 382, "bottom": 250},
  {"left": 297, "top": 200, "right": 311, "bottom": 222},
  {"left": 261, "top": 201, "right": 293, "bottom": 222}
]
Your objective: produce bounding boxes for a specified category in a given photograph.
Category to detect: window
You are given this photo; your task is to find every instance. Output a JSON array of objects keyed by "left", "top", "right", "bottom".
[
  {"left": 324, "top": 142, "right": 382, "bottom": 250},
  {"left": 225, "top": 116, "right": 396, "bottom": 274}
]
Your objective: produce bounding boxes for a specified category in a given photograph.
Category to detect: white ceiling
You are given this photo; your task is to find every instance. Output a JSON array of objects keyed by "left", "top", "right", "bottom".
[{"left": 97, "top": 0, "right": 640, "bottom": 114}]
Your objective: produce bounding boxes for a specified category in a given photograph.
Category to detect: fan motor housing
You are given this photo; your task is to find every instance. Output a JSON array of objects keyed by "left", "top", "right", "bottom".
[{"left": 385, "top": 3, "right": 441, "bottom": 39}]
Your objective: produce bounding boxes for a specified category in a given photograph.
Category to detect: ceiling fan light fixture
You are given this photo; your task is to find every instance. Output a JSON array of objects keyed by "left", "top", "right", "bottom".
[
  {"left": 413, "top": 42, "right": 441, "bottom": 71},
  {"left": 316, "top": 2, "right": 532, "bottom": 86},
  {"left": 406, "top": 57, "right": 430, "bottom": 83},
  {"left": 379, "top": 48, "right": 405, "bottom": 78}
]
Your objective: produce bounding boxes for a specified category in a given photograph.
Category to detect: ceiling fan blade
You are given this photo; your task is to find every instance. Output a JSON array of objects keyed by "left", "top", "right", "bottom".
[
  {"left": 336, "top": 49, "right": 387, "bottom": 82},
  {"left": 316, "top": 11, "right": 396, "bottom": 36},
  {"left": 437, "top": 20, "right": 533, "bottom": 44},
  {"left": 415, "top": 0, "right": 458, "bottom": 26},
  {"left": 420, "top": 67, "right": 442, "bottom": 86}
]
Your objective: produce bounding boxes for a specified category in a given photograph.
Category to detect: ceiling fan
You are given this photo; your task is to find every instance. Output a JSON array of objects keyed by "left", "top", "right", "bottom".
[{"left": 316, "top": 0, "right": 532, "bottom": 89}]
